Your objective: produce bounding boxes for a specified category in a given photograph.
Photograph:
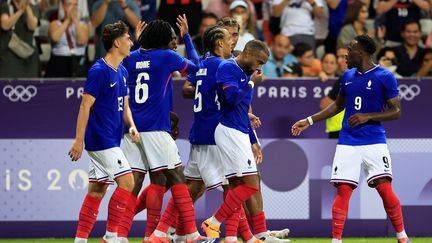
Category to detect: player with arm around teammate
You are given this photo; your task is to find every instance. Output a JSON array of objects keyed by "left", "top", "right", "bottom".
[
  {"left": 292, "top": 35, "right": 410, "bottom": 243},
  {"left": 68, "top": 21, "right": 140, "bottom": 243}
]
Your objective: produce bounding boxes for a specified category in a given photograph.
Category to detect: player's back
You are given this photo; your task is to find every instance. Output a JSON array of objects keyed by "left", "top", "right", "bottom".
[
  {"left": 123, "top": 49, "right": 191, "bottom": 132},
  {"left": 189, "top": 56, "right": 224, "bottom": 145},
  {"left": 216, "top": 58, "right": 252, "bottom": 134},
  {"left": 84, "top": 58, "right": 128, "bottom": 151},
  {"left": 338, "top": 65, "right": 399, "bottom": 145}
]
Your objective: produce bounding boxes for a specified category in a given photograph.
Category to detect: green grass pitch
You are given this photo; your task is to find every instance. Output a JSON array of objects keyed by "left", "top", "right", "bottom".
[{"left": 1, "top": 238, "right": 432, "bottom": 243}]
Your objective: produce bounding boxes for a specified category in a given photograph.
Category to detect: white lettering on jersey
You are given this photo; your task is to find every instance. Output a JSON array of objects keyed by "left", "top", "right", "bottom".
[
  {"left": 136, "top": 61, "right": 150, "bottom": 69},
  {"left": 196, "top": 68, "right": 207, "bottom": 76}
]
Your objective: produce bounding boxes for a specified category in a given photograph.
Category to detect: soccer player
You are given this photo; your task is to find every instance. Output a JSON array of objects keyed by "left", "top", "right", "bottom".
[
  {"left": 121, "top": 19, "right": 210, "bottom": 243},
  {"left": 291, "top": 35, "right": 410, "bottom": 243},
  {"left": 200, "top": 40, "right": 271, "bottom": 241},
  {"left": 68, "top": 21, "right": 140, "bottom": 243},
  {"left": 116, "top": 16, "right": 194, "bottom": 242},
  {"left": 217, "top": 17, "right": 290, "bottom": 242}
]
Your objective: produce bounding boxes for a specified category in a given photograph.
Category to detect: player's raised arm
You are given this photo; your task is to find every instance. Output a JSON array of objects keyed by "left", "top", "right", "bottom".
[
  {"left": 123, "top": 95, "right": 140, "bottom": 143},
  {"left": 176, "top": 14, "right": 199, "bottom": 65},
  {"left": 68, "top": 93, "right": 96, "bottom": 161},
  {"left": 292, "top": 95, "right": 346, "bottom": 136}
]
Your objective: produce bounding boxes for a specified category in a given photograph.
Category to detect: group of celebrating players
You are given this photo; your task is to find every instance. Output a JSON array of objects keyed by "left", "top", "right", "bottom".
[{"left": 67, "top": 11, "right": 410, "bottom": 243}]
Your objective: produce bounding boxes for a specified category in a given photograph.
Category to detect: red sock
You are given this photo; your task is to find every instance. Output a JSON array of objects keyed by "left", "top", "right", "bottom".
[
  {"left": 145, "top": 184, "right": 166, "bottom": 237},
  {"left": 215, "top": 185, "right": 258, "bottom": 222},
  {"left": 76, "top": 194, "right": 102, "bottom": 239},
  {"left": 332, "top": 184, "right": 353, "bottom": 240},
  {"left": 135, "top": 185, "right": 150, "bottom": 214},
  {"left": 175, "top": 214, "right": 185, "bottom": 236},
  {"left": 238, "top": 207, "right": 254, "bottom": 241},
  {"left": 376, "top": 182, "right": 405, "bottom": 233},
  {"left": 107, "top": 187, "right": 132, "bottom": 232},
  {"left": 246, "top": 213, "right": 253, "bottom": 231},
  {"left": 171, "top": 184, "right": 198, "bottom": 234},
  {"left": 118, "top": 195, "right": 137, "bottom": 237},
  {"left": 156, "top": 198, "right": 178, "bottom": 233},
  {"left": 251, "top": 211, "right": 267, "bottom": 235}
]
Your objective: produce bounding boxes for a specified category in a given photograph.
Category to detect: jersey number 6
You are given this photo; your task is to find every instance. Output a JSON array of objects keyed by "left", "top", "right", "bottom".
[{"left": 135, "top": 72, "right": 150, "bottom": 104}]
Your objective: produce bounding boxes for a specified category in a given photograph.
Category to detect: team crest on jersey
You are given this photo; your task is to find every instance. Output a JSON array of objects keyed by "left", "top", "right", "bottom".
[
  {"left": 366, "top": 80, "right": 372, "bottom": 90},
  {"left": 196, "top": 68, "right": 207, "bottom": 76}
]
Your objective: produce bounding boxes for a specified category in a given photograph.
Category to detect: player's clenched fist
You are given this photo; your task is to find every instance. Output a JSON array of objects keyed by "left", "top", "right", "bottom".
[
  {"left": 68, "top": 139, "right": 83, "bottom": 161},
  {"left": 291, "top": 119, "right": 310, "bottom": 136},
  {"left": 129, "top": 126, "right": 140, "bottom": 143}
]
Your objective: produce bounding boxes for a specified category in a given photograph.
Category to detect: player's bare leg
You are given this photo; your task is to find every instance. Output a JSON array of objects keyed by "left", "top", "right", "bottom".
[{"left": 187, "top": 180, "right": 206, "bottom": 202}]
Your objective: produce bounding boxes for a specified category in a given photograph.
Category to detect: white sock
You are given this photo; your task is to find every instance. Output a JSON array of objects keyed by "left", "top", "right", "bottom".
[
  {"left": 144, "top": 236, "right": 149, "bottom": 241},
  {"left": 397, "top": 230, "right": 408, "bottom": 239},
  {"left": 332, "top": 238, "right": 342, "bottom": 243},
  {"left": 246, "top": 236, "right": 258, "bottom": 243},
  {"left": 74, "top": 237, "right": 88, "bottom": 243},
  {"left": 209, "top": 216, "right": 222, "bottom": 226},
  {"left": 225, "top": 236, "right": 238, "bottom": 242},
  {"left": 175, "top": 234, "right": 187, "bottom": 242},
  {"left": 255, "top": 232, "right": 266, "bottom": 240},
  {"left": 154, "top": 229, "right": 167, "bottom": 237},
  {"left": 186, "top": 231, "right": 200, "bottom": 240},
  {"left": 105, "top": 231, "right": 117, "bottom": 239}
]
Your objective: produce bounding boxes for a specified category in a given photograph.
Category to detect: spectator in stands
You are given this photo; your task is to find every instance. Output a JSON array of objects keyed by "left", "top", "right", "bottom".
[
  {"left": 206, "top": 0, "right": 257, "bottom": 20},
  {"left": 229, "top": 0, "right": 256, "bottom": 51},
  {"left": 134, "top": 0, "right": 156, "bottom": 22},
  {"left": 45, "top": 0, "right": 89, "bottom": 77},
  {"left": 324, "top": 0, "right": 348, "bottom": 53},
  {"left": 58, "top": 0, "right": 88, "bottom": 21},
  {"left": 192, "top": 12, "right": 218, "bottom": 55},
  {"left": 262, "top": 34, "right": 296, "bottom": 78},
  {"left": 158, "top": 0, "right": 201, "bottom": 37},
  {"left": 394, "top": 20, "right": 424, "bottom": 77},
  {"left": 416, "top": 48, "right": 432, "bottom": 77},
  {"left": 0, "top": 0, "right": 40, "bottom": 78},
  {"left": 376, "top": 0, "right": 430, "bottom": 46},
  {"left": 282, "top": 62, "right": 302, "bottom": 77},
  {"left": 319, "top": 46, "right": 348, "bottom": 138},
  {"left": 91, "top": 0, "right": 140, "bottom": 59},
  {"left": 376, "top": 47, "right": 402, "bottom": 78},
  {"left": 319, "top": 52, "right": 338, "bottom": 81},
  {"left": 293, "top": 42, "right": 322, "bottom": 77},
  {"left": 271, "top": 0, "right": 324, "bottom": 49},
  {"left": 337, "top": 1, "right": 370, "bottom": 50}
]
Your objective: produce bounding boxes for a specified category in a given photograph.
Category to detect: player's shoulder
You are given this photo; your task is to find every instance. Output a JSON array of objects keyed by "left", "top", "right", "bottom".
[
  {"left": 88, "top": 59, "right": 108, "bottom": 75},
  {"left": 371, "top": 65, "right": 396, "bottom": 82},
  {"left": 218, "top": 58, "right": 238, "bottom": 71}
]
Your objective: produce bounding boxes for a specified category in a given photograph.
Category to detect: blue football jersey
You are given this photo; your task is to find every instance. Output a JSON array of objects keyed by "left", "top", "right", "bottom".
[
  {"left": 123, "top": 49, "right": 198, "bottom": 132},
  {"left": 84, "top": 58, "right": 128, "bottom": 151},
  {"left": 216, "top": 58, "right": 253, "bottom": 134},
  {"left": 338, "top": 65, "right": 399, "bottom": 145},
  {"left": 188, "top": 56, "right": 224, "bottom": 145}
]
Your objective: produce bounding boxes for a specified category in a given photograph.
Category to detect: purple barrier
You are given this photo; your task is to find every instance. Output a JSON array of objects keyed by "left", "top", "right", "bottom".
[{"left": 0, "top": 78, "right": 428, "bottom": 138}]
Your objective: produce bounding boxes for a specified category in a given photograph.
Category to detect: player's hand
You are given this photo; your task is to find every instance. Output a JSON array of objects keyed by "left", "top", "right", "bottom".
[
  {"left": 68, "top": 139, "right": 83, "bottom": 161},
  {"left": 129, "top": 126, "right": 140, "bottom": 143},
  {"left": 249, "top": 113, "right": 262, "bottom": 129},
  {"left": 250, "top": 69, "right": 264, "bottom": 86},
  {"left": 176, "top": 14, "right": 189, "bottom": 38},
  {"left": 135, "top": 21, "right": 147, "bottom": 42},
  {"left": 291, "top": 119, "right": 310, "bottom": 136},
  {"left": 348, "top": 113, "right": 370, "bottom": 127},
  {"left": 252, "top": 143, "right": 263, "bottom": 164}
]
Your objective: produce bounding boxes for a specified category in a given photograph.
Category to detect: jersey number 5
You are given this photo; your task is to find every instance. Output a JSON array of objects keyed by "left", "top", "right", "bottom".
[
  {"left": 194, "top": 80, "right": 203, "bottom": 112},
  {"left": 135, "top": 72, "right": 149, "bottom": 104}
]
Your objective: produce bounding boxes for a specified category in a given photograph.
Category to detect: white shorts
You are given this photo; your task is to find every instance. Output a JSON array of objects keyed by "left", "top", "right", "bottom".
[
  {"left": 214, "top": 124, "right": 258, "bottom": 179},
  {"left": 184, "top": 144, "right": 225, "bottom": 190},
  {"left": 330, "top": 144, "right": 393, "bottom": 187},
  {"left": 87, "top": 147, "right": 132, "bottom": 184},
  {"left": 122, "top": 134, "right": 148, "bottom": 174},
  {"left": 139, "top": 131, "right": 182, "bottom": 172}
]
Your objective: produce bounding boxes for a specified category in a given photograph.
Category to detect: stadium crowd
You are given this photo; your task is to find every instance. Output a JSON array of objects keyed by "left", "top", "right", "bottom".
[{"left": 0, "top": 0, "right": 432, "bottom": 78}]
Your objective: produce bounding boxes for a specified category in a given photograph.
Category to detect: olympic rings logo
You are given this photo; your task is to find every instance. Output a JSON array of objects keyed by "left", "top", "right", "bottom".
[
  {"left": 2, "top": 85, "right": 37, "bottom": 102},
  {"left": 398, "top": 84, "right": 420, "bottom": 101}
]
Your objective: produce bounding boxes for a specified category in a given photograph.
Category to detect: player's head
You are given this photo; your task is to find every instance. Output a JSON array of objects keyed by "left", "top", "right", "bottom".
[
  {"left": 346, "top": 35, "right": 376, "bottom": 69},
  {"left": 240, "top": 40, "right": 269, "bottom": 76},
  {"left": 202, "top": 25, "right": 232, "bottom": 59},
  {"left": 218, "top": 17, "right": 240, "bottom": 52},
  {"left": 102, "top": 21, "right": 132, "bottom": 56},
  {"left": 138, "top": 19, "right": 175, "bottom": 50}
]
